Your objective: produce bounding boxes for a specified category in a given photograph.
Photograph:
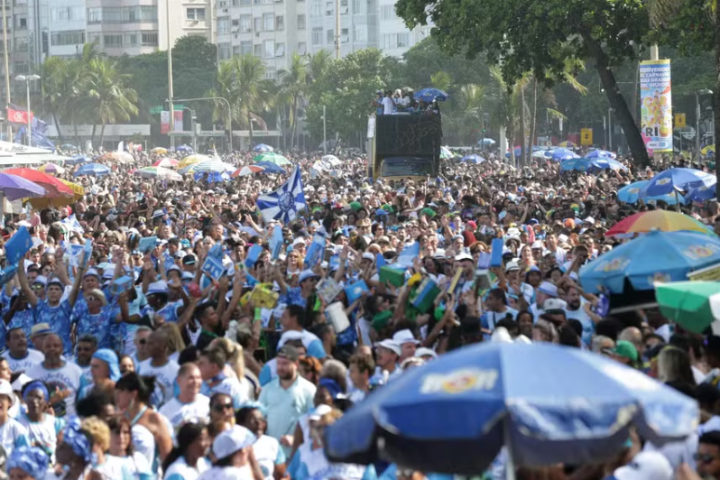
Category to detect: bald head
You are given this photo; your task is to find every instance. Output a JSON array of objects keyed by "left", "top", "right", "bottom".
[{"left": 619, "top": 327, "right": 644, "bottom": 356}]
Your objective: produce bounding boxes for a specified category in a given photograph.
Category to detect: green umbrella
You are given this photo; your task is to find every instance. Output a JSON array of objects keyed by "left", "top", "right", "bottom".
[
  {"left": 655, "top": 281, "right": 720, "bottom": 333},
  {"left": 253, "top": 152, "right": 292, "bottom": 166}
]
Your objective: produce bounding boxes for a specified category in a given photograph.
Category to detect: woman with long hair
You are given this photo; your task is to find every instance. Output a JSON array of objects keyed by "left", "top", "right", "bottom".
[
  {"left": 162, "top": 423, "right": 211, "bottom": 480},
  {"left": 209, "top": 338, "right": 254, "bottom": 400},
  {"left": 159, "top": 324, "right": 185, "bottom": 363},
  {"left": 107, "top": 416, "right": 152, "bottom": 480},
  {"left": 114, "top": 373, "right": 173, "bottom": 474}
]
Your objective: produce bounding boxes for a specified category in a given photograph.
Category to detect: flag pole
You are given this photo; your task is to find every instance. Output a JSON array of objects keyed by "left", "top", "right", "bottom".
[{"left": 1, "top": 0, "right": 11, "bottom": 142}]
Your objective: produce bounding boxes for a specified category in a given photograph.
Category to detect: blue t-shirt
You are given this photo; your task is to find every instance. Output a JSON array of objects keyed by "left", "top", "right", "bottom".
[
  {"left": 73, "top": 300, "right": 118, "bottom": 349},
  {"left": 481, "top": 307, "right": 519, "bottom": 332},
  {"left": 34, "top": 299, "right": 74, "bottom": 355}
]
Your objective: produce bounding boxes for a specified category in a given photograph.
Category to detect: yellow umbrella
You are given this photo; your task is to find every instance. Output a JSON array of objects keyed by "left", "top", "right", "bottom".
[
  {"left": 38, "top": 163, "right": 66, "bottom": 175},
  {"left": 178, "top": 154, "right": 213, "bottom": 169},
  {"left": 151, "top": 147, "right": 168, "bottom": 154},
  {"left": 702, "top": 144, "right": 715, "bottom": 156},
  {"left": 27, "top": 179, "right": 84, "bottom": 209}
]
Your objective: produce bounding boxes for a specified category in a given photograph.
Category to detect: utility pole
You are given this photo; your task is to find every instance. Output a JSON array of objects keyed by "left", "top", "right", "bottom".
[
  {"left": 323, "top": 105, "right": 327, "bottom": 154},
  {"left": 608, "top": 108, "right": 613, "bottom": 151},
  {"left": 166, "top": 0, "right": 175, "bottom": 150},
  {"left": 2, "top": 0, "right": 10, "bottom": 142}
]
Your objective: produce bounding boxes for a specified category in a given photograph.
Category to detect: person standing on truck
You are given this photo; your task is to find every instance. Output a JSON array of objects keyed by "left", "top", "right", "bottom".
[
  {"left": 374, "top": 91, "right": 384, "bottom": 116},
  {"left": 382, "top": 90, "right": 395, "bottom": 115}
]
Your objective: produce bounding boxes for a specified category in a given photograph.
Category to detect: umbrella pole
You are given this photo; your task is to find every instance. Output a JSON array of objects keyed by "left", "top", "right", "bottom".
[{"left": 504, "top": 421, "right": 516, "bottom": 480}]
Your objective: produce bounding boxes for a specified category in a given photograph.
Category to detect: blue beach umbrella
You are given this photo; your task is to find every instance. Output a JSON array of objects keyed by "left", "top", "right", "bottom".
[
  {"left": 617, "top": 180, "right": 685, "bottom": 205},
  {"left": 254, "top": 161, "right": 285, "bottom": 174},
  {"left": 586, "top": 150, "right": 617, "bottom": 159},
  {"left": 552, "top": 148, "right": 580, "bottom": 162},
  {"left": 461, "top": 154, "right": 485, "bottom": 164},
  {"left": 687, "top": 182, "right": 717, "bottom": 202},
  {"left": 414, "top": 88, "right": 449, "bottom": 102},
  {"left": 324, "top": 342, "right": 697, "bottom": 475},
  {"left": 66, "top": 155, "right": 90, "bottom": 165},
  {"left": 253, "top": 143, "right": 274, "bottom": 153},
  {"left": 644, "top": 168, "right": 716, "bottom": 196},
  {"left": 73, "top": 163, "right": 110, "bottom": 176},
  {"left": 579, "top": 229, "right": 720, "bottom": 294},
  {"left": 478, "top": 138, "right": 496, "bottom": 146}
]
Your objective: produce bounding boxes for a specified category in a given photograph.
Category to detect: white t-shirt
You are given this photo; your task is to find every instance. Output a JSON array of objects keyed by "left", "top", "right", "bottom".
[
  {"left": 382, "top": 96, "right": 395, "bottom": 114},
  {"left": 253, "top": 435, "right": 285, "bottom": 480},
  {"left": 198, "top": 466, "right": 254, "bottom": 480},
  {"left": 2, "top": 349, "right": 44, "bottom": 375},
  {"left": 0, "top": 418, "right": 29, "bottom": 456},
  {"left": 18, "top": 413, "right": 63, "bottom": 461},
  {"left": 159, "top": 394, "right": 210, "bottom": 430},
  {"left": 137, "top": 359, "right": 180, "bottom": 408},
  {"left": 26, "top": 362, "right": 83, "bottom": 417},
  {"left": 164, "top": 456, "right": 211, "bottom": 480}
]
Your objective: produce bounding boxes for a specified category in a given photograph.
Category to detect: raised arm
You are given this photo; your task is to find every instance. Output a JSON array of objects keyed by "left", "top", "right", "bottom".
[{"left": 16, "top": 262, "right": 39, "bottom": 307}]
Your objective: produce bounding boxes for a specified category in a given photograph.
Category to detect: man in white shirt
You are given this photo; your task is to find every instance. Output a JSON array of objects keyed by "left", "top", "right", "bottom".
[
  {"left": 1, "top": 328, "right": 44, "bottom": 375},
  {"left": 159, "top": 362, "right": 209, "bottom": 430},
  {"left": 382, "top": 90, "right": 395, "bottom": 115},
  {"left": 137, "top": 328, "right": 179, "bottom": 408}
]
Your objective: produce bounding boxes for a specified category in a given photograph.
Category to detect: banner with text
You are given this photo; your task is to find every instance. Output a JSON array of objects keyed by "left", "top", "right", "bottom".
[
  {"left": 640, "top": 59, "right": 672, "bottom": 153},
  {"left": 173, "top": 110, "right": 183, "bottom": 132},
  {"left": 160, "top": 111, "right": 170, "bottom": 134}
]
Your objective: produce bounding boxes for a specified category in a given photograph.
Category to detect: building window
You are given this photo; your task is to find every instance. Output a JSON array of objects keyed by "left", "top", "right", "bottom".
[
  {"left": 16, "top": 15, "right": 26, "bottom": 29},
  {"left": 341, "top": 28, "right": 349, "bottom": 42},
  {"left": 103, "top": 35, "right": 123, "bottom": 47},
  {"left": 325, "top": 2, "right": 333, "bottom": 15},
  {"left": 352, "top": 0, "right": 364, "bottom": 14},
  {"left": 140, "top": 6, "right": 157, "bottom": 21},
  {"left": 240, "top": 0, "right": 251, "bottom": 5},
  {"left": 397, "top": 32, "right": 409, "bottom": 47},
  {"left": 265, "top": 67, "right": 276, "bottom": 80},
  {"left": 275, "top": 42, "right": 284, "bottom": 57},
  {"left": 50, "top": 30, "right": 85, "bottom": 46},
  {"left": 240, "top": 15, "right": 251, "bottom": 32},
  {"left": 103, "top": 7, "right": 122, "bottom": 23},
  {"left": 380, "top": 5, "right": 394, "bottom": 19},
  {"left": 382, "top": 32, "right": 410, "bottom": 49},
  {"left": 311, "top": 27, "right": 322, "bottom": 45},
  {"left": 340, "top": 0, "right": 349, "bottom": 14},
  {"left": 253, "top": 17, "right": 261, "bottom": 32},
  {"left": 14, "top": 63, "right": 28, "bottom": 75},
  {"left": 353, "top": 25, "right": 365, "bottom": 42},
  {"left": 15, "top": 39, "right": 27, "bottom": 52},
  {"left": 253, "top": 44, "right": 262, "bottom": 57},
  {"left": 298, "top": 41, "right": 306, "bottom": 54},
  {"left": 124, "top": 33, "right": 138, "bottom": 46},
  {"left": 275, "top": 15, "right": 284, "bottom": 30},
  {"left": 219, "top": 43, "right": 231, "bottom": 59},
  {"left": 88, "top": 8, "right": 102, "bottom": 23},
  {"left": 218, "top": 18, "right": 230, "bottom": 34},
  {"left": 123, "top": 7, "right": 139, "bottom": 22},
  {"left": 327, "top": 29, "right": 334, "bottom": 44},
  {"left": 263, "top": 13, "right": 274, "bottom": 31},
  {"left": 232, "top": 0, "right": 240, "bottom": 5},
  {"left": 310, "top": 2, "right": 321, "bottom": 17},
  {"left": 141, "top": 32, "right": 158, "bottom": 46},
  {"left": 263, "top": 39, "right": 274, "bottom": 58},
  {"left": 297, "top": 14, "right": 305, "bottom": 29},
  {"left": 240, "top": 40, "right": 252, "bottom": 55},
  {"left": 186, "top": 8, "right": 206, "bottom": 21}
]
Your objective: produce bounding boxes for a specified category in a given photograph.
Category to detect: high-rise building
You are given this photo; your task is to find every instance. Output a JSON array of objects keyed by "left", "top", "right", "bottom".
[{"left": 215, "top": 0, "right": 305, "bottom": 80}]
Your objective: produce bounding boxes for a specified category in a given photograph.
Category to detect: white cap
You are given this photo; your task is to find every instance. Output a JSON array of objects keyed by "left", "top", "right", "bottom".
[
  {"left": 0, "top": 379, "right": 12, "bottom": 400},
  {"left": 212, "top": 425, "right": 257, "bottom": 460},
  {"left": 537, "top": 281, "right": 558, "bottom": 297},
  {"left": 392, "top": 329, "right": 420, "bottom": 346},
  {"left": 292, "top": 237, "right": 307, "bottom": 246},
  {"left": 361, "top": 252, "right": 375, "bottom": 261},
  {"left": 374, "top": 339, "right": 400, "bottom": 356},
  {"left": 415, "top": 347, "right": 438, "bottom": 360},
  {"left": 613, "top": 452, "right": 673, "bottom": 480},
  {"left": 543, "top": 298, "right": 567, "bottom": 311},
  {"left": 455, "top": 252, "right": 473, "bottom": 262},
  {"left": 505, "top": 261, "right": 520, "bottom": 272},
  {"left": 583, "top": 216, "right": 595, "bottom": 224},
  {"left": 531, "top": 240, "right": 544, "bottom": 249},
  {"left": 309, "top": 404, "right": 333, "bottom": 421}
]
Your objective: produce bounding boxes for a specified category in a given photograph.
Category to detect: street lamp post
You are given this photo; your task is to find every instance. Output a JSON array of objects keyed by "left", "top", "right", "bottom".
[
  {"left": 15, "top": 74, "right": 40, "bottom": 146},
  {"left": 696, "top": 89, "right": 713, "bottom": 162}
]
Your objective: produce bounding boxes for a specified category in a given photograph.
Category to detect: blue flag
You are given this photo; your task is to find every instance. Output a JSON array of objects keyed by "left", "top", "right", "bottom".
[
  {"left": 303, "top": 234, "right": 326, "bottom": 269},
  {"left": 269, "top": 225, "right": 284, "bottom": 260},
  {"left": 256, "top": 167, "right": 307, "bottom": 223}
]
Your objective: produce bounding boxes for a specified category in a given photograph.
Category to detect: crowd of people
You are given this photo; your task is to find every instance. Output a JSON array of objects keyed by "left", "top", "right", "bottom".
[{"left": 0, "top": 144, "right": 715, "bottom": 480}]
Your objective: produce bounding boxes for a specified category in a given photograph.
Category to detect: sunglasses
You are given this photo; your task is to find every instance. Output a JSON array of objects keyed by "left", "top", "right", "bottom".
[{"left": 212, "top": 403, "right": 233, "bottom": 412}]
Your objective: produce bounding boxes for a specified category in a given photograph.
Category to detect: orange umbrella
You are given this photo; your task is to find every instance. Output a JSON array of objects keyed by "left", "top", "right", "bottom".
[{"left": 3, "top": 168, "right": 73, "bottom": 197}]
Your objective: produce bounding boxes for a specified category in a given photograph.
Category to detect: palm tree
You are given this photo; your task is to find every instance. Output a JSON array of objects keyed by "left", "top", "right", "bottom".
[
  {"left": 85, "top": 58, "right": 139, "bottom": 146},
  {"left": 278, "top": 53, "right": 308, "bottom": 149},
  {"left": 430, "top": 71, "right": 452, "bottom": 92},
  {"left": 208, "top": 61, "right": 239, "bottom": 132},
  {"left": 233, "top": 54, "right": 273, "bottom": 147}
]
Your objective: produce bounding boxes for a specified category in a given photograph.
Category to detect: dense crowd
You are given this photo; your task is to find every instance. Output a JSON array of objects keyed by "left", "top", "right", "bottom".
[{"left": 0, "top": 145, "right": 716, "bottom": 480}]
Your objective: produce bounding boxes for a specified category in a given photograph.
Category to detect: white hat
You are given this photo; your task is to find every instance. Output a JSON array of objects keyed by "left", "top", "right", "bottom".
[
  {"left": 531, "top": 240, "right": 544, "bottom": 250},
  {"left": 543, "top": 298, "right": 567, "bottom": 311},
  {"left": 309, "top": 404, "right": 333, "bottom": 421},
  {"left": 415, "top": 347, "right": 437, "bottom": 360},
  {"left": 583, "top": 216, "right": 595, "bottom": 224},
  {"left": 374, "top": 339, "right": 400, "bottom": 356},
  {"left": 455, "top": 252, "right": 473, "bottom": 262},
  {"left": 392, "top": 329, "right": 420, "bottom": 346},
  {"left": 213, "top": 425, "right": 257, "bottom": 460},
  {"left": 613, "top": 452, "right": 673, "bottom": 480},
  {"left": 537, "top": 281, "right": 558, "bottom": 297},
  {"left": 505, "top": 261, "right": 520, "bottom": 272},
  {"left": 362, "top": 252, "right": 375, "bottom": 261},
  {"left": 0, "top": 379, "right": 12, "bottom": 400},
  {"left": 292, "top": 237, "right": 307, "bottom": 246},
  {"left": 491, "top": 327, "right": 514, "bottom": 344}
]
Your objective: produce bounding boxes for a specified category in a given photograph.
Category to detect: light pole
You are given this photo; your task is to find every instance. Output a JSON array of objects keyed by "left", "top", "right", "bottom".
[
  {"left": 15, "top": 74, "right": 40, "bottom": 146},
  {"left": 696, "top": 89, "right": 713, "bottom": 162},
  {"left": 173, "top": 97, "right": 233, "bottom": 152},
  {"left": 323, "top": 105, "right": 327, "bottom": 154},
  {"left": 166, "top": 0, "right": 175, "bottom": 150},
  {"left": 183, "top": 107, "right": 197, "bottom": 152}
]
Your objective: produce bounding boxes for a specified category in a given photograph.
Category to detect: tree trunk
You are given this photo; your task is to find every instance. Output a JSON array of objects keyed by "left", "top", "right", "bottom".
[
  {"left": 74, "top": 122, "right": 81, "bottom": 151},
  {"left": 52, "top": 111, "right": 64, "bottom": 143},
  {"left": 99, "top": 122, "right": 106, "bottom": 148},
  {"left": 715, "top": 6, "right": 720, "bottom": 198},
  {"left": 90, "top": 122, "right": 97, "bottom": 148},
  {"left": 292, "top": 96, "right": 299, "bottom": 150},
  {"left": 519, "top": 87, "right": 526, "bottom": 168},
  {"left": 582, "top": 32, "right": 650, "bottom": 167},
  {"left": 529, "top": 78, "right": 538, "bottom": 161},
  {"left": 248, "top": 111, "right": 254, "bottom": 149},
  {"left": 499, "top": 126, "right": 507, "bottom": 163}
]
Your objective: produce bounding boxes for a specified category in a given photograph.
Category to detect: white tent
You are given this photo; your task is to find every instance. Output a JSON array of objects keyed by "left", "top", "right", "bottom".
[{"left": 0, "top": 141, "right": 72, "bottom": 165}]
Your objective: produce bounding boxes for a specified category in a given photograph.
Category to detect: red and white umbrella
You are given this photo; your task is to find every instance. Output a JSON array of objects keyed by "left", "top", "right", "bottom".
[
  {"left": 232, "top": 165, "right": 265, "bottom": 177},
  {"left": 153, "top": 158, "right": 179, "bottom": 168}
]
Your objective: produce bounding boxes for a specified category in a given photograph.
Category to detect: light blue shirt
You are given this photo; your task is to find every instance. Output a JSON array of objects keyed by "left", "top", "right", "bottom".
[{"left": 258, "top": 374, "right": 316, "bottom": 455}]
